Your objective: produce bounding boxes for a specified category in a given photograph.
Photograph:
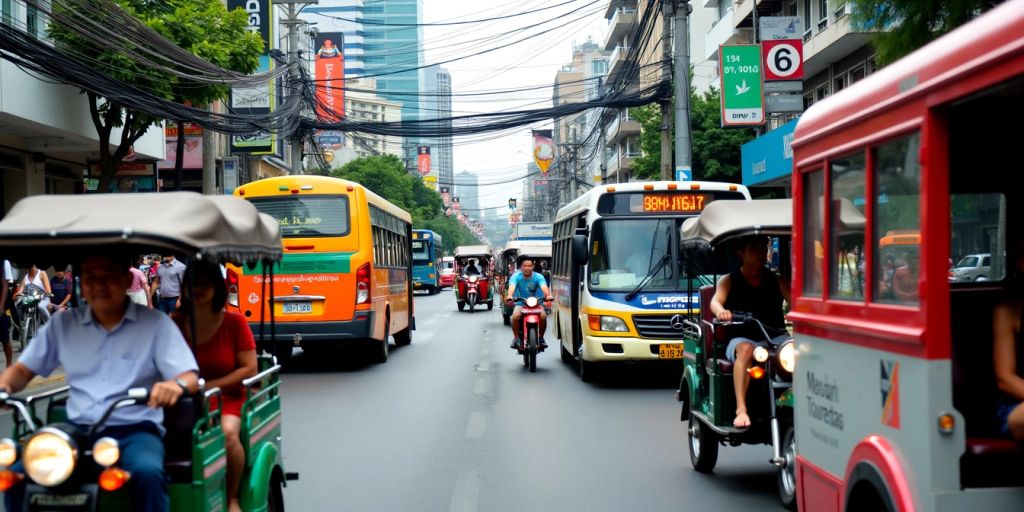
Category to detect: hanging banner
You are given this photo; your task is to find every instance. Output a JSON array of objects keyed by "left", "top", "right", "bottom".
[
  {"left": 229, "top": 0, "right": 275, "bottom": 154},
  {"left": 441, "top": 187, "right": 451, "bottom": 207},
  {"left": 158, "top": 123, "right": 203, "bottom": 170},
  {"left": 532, "top": 130, "right": 555, "bottom": 174},
  {"left": 314, "top": 32, "right": 345, "bottom": 122},
  {"left": 417, "top": 146, "right": 431, "bottom": 175}
]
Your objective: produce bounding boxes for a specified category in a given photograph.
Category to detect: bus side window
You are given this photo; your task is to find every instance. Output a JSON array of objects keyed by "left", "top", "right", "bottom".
[
  {"left": 829, "top": 152, "right": 867, "bottom": 301},
  {"left": 873, "top": 133, "right": 922, "bottom": 305},
  {"left": 802, "top": 169, "right": 825, "bottom": 296}
]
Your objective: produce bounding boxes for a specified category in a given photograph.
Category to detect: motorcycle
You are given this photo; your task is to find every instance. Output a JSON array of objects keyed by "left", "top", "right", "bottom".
[
  {"left": 13, "top": 284, "right": 47, "bottom": 351},
  {"left": 465, "top": 275, "right": 480, "bottom": 313},
  {"left": 510, "top": 297, "right": 550, "bottom": 373}
]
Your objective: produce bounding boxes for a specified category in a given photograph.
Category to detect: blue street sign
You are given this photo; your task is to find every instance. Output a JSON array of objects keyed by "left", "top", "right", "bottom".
[{"left": 675, "top": 167, "right": 692, "bottom": 181}]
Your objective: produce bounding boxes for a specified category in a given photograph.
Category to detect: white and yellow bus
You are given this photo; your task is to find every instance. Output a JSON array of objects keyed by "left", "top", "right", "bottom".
[
  {"left": 551, "top": 181, "right": 750, "bottom": 382},
  {"left": 231, "top": 175, "right": 413, "bottom": 365}
]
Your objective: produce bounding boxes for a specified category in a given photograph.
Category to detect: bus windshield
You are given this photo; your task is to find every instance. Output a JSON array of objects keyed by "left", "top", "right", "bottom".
[
  {"left": 412, "top": 240, "right": 430, "bottom": 263},
  {"left": 588, "top": 219, "right": 677, "bottom": 291},
  {"left": 248, "top": 196, "right": 350, "bottom": 238}
]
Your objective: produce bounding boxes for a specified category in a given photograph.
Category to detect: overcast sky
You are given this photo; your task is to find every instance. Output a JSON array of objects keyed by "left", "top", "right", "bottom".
[{"left": 422, "top": 0, "right": 606, "bottom": 216}]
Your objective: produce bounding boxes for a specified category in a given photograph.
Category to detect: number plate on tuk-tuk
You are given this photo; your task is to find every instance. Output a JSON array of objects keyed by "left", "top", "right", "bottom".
[
  {"left": 659, "top": 344, "right": 684, "bottom": 359},
  {"left": 282, "top": 302, "right": 312, "bottom": 314}
]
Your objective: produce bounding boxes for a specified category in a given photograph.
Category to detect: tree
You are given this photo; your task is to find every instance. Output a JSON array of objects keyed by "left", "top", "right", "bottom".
[
  {"left": 629, "top": 86, "right": 756, "bottom": 182},
  {"left": 331, "top": 155, "right": 481, "bottom": 250},
  {"left": 48, "top": 0, "right": 261, "bottom": 192},
  {"left": 853, "top": 0, "right": 1004, "bottom": 66}
]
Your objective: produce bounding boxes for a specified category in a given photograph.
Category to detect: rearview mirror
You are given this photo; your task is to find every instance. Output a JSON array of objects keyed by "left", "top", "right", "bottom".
[{"left": 572, "top": 234, "right": 589, "bottom": 266}]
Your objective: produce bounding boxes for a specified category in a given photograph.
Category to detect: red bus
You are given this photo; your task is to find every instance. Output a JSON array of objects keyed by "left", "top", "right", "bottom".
[{"left": 790, "top": 1, "right": 1024, "bottom": 510}]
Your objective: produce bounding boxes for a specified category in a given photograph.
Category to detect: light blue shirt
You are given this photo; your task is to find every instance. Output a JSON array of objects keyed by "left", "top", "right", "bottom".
[
  {"left": 510, "top": 271, "right": 547, "bottom": 299},
  {"left": 19, "top": 302, "right": 198, "bottom": 433}
]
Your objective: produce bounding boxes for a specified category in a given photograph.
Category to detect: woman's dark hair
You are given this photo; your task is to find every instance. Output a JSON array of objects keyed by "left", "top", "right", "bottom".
[{"left": 181, "top": 259, "right": 227, "bottom": 314}]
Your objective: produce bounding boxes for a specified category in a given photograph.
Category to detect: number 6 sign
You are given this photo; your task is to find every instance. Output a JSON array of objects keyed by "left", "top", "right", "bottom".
[{"left": 762, "top": 39, "right": 804, "bottom": 80}]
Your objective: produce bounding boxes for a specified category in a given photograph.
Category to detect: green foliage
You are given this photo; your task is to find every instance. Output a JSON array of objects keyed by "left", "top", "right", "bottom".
[
  {"left": 853, "top": 0, "right": 1004, "bottom": 66},
  {"left": 331, "top": 155, "right": 480, "bottom": 252},
  {"left": 630, "top": 86, "right": 756, "bottom": 182}
]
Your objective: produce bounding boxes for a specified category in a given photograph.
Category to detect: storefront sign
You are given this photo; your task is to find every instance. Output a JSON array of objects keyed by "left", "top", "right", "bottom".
[
  {"left": 229, "top": 0, "right": 275, "bottom": 154},
  {"left": 741, "top": 118, "right": 797, "bottom": 186}
]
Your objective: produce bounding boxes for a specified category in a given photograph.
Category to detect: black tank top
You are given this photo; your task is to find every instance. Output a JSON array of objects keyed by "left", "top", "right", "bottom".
[{"left": 724, "top": 268, "right": 786, "bottom": 335}]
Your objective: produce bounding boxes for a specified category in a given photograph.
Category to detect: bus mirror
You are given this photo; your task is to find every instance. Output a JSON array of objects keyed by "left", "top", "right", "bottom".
[{"left": 572, "top": 235, "right": 589, "bottom": 266}]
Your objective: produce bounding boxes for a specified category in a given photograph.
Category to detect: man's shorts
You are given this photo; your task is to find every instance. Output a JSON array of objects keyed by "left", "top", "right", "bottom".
[
  {"left": 725, "top": 334, "right": 791, "bottom": 362},
  {"left": 997, "top": 401, "right": 1020, "bottom": 437}
]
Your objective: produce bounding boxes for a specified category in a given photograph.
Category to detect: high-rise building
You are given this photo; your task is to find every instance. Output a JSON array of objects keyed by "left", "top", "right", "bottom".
[
  {"left": 454, "top": 171, "right": 479, "bottom": 218},
  {"left": 553, "top": 38, "right": 609, "bottom": 200},
  {"left": 422, "top": 65, "right": 453, "bottom": 190},
  {"left": 301, "top": 0, "right": 365, "bottom": 77},
  {"left": 362, "top": 0, "right": 423, "bottom": 125}
]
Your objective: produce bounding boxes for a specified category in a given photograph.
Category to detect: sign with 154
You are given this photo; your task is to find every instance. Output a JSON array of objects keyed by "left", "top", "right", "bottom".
[{"left": 719, "top": 45, "right": 765, "bottom": 126}]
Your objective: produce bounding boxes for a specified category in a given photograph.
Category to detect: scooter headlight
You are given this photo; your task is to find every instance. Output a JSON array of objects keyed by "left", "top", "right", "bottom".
[
  {"left": 778, "top": 341, "right": 796, "bottom": 373},
  {"left": 92, "top": 437, "right": 120, "bottom": 468},
  {"left": 753, "top": 346, "right": 769, "bottom": 363},
  {"left": 0, "top": 438, "right": 17, "bottom": 467},
  {"left": 525, "top": 297, "right": 539, "bottom": 307},
  {"left": 24, "top": 428, "right": 77, "bottom": 487},
  {"left": 469, "top": 275, "right": 479, "bottom": 283}
]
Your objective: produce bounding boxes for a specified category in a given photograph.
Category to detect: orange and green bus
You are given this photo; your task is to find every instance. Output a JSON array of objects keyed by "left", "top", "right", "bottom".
[{"left": 229, "top": 175, "right": 413, "bottom": 365}]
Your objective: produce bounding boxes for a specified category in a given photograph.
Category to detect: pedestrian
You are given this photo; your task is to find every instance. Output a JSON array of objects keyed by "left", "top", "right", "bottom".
[
  {"left": 47, "top": 264, "right": 73, "bottom": 313},
  {"left": 128, "top": 256, "right": 153, "bottom": 308},
  {"left": 153, "top": 254, "right": 187, "bottom": 314},
  {"left": 0, "top": 260, "right": 11, "bottom": 367}
]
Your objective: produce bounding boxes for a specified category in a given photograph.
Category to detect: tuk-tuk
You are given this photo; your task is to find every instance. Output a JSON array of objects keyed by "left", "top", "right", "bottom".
[
  {"left": 676, "top": 198, "right": 797, "bottom": 508},
  {"left": 0, "top": 192, "right": 293, "bottom": 511},
  {"left": 497, "top": 242, "right": 552, "bottom": 325},
  {"left": 453, "top": 245, "right": 494, "bottom": 312}
]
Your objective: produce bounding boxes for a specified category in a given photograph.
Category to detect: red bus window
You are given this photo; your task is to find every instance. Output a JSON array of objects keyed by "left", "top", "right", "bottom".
[
  {"left": 829, "top": 152, "right": 866, "bottom": 301},
  {"left": 874, "top": 134, "right": 922, "bottom": 305},
  {"left": 803, "top": 170, "right": 825, "bottom": 296}
]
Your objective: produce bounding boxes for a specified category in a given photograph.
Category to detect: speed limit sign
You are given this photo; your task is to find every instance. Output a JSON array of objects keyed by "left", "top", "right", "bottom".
[{"left": 762, "top": 39, "right": 804, "bottom": 80}]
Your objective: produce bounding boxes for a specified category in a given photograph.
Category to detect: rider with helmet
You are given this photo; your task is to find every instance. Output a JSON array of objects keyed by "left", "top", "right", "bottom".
[{"left": 505, "top": 256, "right": 553, "bottom": 350}]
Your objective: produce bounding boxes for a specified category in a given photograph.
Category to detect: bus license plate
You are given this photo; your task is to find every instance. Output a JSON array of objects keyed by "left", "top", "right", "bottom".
[
  {"left": 282, "top": 302, "right": 312, "bottom": 314},
  {"left": 659, "top": 344, "right": 684, "bottom": 359}
]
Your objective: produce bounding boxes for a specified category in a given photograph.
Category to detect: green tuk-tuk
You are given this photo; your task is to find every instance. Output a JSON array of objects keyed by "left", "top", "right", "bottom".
[
  {"left": 676, "top": 198, "right": 797, "bottom": 508},
  {"left": 0, "top": 192, "right": 294, "bottom": 511},
  {"left": 497, "top": 241, "right": 551, "bottom": 325}
]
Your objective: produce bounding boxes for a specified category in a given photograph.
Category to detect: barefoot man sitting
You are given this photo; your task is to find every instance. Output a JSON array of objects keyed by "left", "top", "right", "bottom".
[{"left": 708, "top": 235, "right": 791, "bottom": 428}]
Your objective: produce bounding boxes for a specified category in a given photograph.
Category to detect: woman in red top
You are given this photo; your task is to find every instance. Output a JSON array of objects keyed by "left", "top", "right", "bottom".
[{"left": 173, "top": 260, "right": 256, "bottom": 512}]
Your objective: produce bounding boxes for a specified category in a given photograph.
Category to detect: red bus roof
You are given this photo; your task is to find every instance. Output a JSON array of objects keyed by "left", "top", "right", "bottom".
[{"left": 793, "top": 0, "right": 1024, "bottom": 149}]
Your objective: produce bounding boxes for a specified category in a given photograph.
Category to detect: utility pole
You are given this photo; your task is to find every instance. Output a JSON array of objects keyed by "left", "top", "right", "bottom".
[
  {"left": 277, "top": 0, "right": 316, "bottom": 175},
  {"left": 674, "top": 0, "right": 693, "bottom": 179},
  {"left": 659, "top": 0, "right": 674, "bottom": 181}
]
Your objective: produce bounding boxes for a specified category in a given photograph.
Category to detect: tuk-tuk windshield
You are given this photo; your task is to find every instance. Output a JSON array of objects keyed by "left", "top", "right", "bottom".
[{"left": 589, "top": 219, "right": 679, "bottom": 291}]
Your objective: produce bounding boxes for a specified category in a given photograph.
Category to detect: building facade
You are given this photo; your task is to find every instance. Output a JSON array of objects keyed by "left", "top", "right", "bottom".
[
  {"left": 300, "top": 0, "right": 366, "bottom": 77},
  {"left": 553, "top": 39, "right": 609, "bottom": 204},
  {"left": 362, "top": 0, "right": 423, "bottom": 124},
  {"left": 454, "top": 170, "right": 479, "bottom": 219},
  {"left": 337, "top": 78, "right": 404, "bottom": 164},
  {"left": 421, "top": 65, "right": 453, "bottom": 191}
]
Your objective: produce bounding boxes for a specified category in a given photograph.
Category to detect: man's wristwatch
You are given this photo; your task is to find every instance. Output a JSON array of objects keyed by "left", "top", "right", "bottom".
[{"left": 175, "top": 378, "right": 190, "bottom": 395}]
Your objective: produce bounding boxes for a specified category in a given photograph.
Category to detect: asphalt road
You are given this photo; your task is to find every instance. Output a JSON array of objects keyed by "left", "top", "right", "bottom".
[{"left": 279, "top": 291, "right": 787, "bottom": 511}]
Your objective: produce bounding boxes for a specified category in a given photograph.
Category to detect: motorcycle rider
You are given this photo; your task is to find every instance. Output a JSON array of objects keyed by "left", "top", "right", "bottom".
[
  {"left": 708, "top": 235, "right": 791, "bottom": 429},
  {"left": 463, "top": 258, "right": 482, "bottom": 277},
  {"left": 505, "top": 257, "right": 553, "bottom": 350},
  {"left": 0, "top": 252, "right": 199, "bottom": 512},
  {"left": 13, "top": 264, "right": 52, "bottom": 322}
]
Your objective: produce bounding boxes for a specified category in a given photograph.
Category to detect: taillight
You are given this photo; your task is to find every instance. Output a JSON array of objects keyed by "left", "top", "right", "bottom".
[
  {"left": 356, "top": 263, "right": 371, "bottom": 304},
  {"left": 226, "top": 267, "right": 240, "bottom": 307}
]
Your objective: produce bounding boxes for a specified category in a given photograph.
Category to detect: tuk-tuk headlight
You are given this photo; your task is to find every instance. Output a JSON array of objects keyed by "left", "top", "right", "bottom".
[
  {"left": 24, "top": 428, "right": 77, "bottom": 487},
  {"left": 778, "top": 341, "right": 796, "bottom": 373},
  {"left": 92, "top": 437, "right": 120, "bottom": 468},
  {"left": 0, "top": 438, "right": 17, "bottom": 467},
  {"left": 469, "top": 275, "right": 479, "bottom": 283},
  {"left": 753, "top": 346, "right": 769, "bottom": 363}
]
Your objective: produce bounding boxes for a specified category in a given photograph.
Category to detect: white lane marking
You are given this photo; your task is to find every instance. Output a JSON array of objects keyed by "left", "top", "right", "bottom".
[
  {"left": 473, "top": 377, "right": 489, "bottom": 396},
  {"left": 475, "top": 361, "right": 490, "bottom": 372},
  {"left": 466, "top": 412, "right": 487, "bottom": 438},
  {"left": 448, "top": 470, "right": 481, "bottom": 512}
]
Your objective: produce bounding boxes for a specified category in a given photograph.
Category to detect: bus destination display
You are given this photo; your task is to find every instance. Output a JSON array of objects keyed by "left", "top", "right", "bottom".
[{"left": 630, "top": 193, "right": 708, "bottom": 213}]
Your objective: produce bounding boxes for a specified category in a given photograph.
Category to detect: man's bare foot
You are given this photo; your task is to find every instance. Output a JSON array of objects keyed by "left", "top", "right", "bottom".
[
  {"left": 733, "top": 411, "right": 751, "bottom": 428},
  {"left": 228, "top": 498, "right": 242, "bottom": 512}
]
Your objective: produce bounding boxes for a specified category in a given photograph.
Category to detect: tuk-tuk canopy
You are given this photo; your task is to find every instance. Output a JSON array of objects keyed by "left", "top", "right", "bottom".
[
  {"left": 453, "top": 245, "right": 493, "bottom": 258},
  {"left": 681, "top": 199, "right": 793, "bottom": 248},
  {"left": 0, "top": 192, "right": 282, "bottom": 265}
]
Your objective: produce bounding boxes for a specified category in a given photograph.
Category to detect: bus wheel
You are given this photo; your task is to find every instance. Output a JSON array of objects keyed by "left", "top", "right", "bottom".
[
  {"left": 267, "top": 473, "right": 285, "bottom": 512},
  {"left": 371, "top": 318, "right": 390, "bottom": 364},
  {"left": 688, "top": 413, "right": 718, "bottom": 473},
  {"left": 777, "top": 426, "right": 797, "bottom": 510},
  {"left": 560, "top": 341, "right": 573, "bottom": 364}
]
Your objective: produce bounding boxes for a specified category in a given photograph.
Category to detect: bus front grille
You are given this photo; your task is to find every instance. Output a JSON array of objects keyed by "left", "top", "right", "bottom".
[{"left": 632, "top": 315, "right": 686, "bottom": 339}]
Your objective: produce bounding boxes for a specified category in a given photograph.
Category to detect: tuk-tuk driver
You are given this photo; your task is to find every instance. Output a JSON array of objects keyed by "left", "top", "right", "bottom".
[
  {"left": 505, "top": 257, "right": 553, "bottom": 350},
  {"left": 708, "top": 235, "right": 792, "bottom": 428},
  {"left": 0, "top": 253, "right": 200, "bottom": 512},
  {"left": 464, "top": 259, "right": 482, "bottom": 277}
]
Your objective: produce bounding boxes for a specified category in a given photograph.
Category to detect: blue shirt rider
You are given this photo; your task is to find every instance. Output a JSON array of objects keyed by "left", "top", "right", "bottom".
[{"left": 505, "top": 257, "right": 552, "bottom": 350}]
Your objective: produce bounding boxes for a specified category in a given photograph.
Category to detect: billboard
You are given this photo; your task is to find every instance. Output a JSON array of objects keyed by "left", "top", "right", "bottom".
[
  {"left": 516, "top": 222, "right": 552, "bottom": 240},
  {"left": 532, "top": 130, "right": 555, "bottom": 174},
  {"left": 314, "top": 32, "right": 345, "bottom": 122},
  {"left": 229, "top": 0, "right": 275, "bottom": 154},
  {"left": 417, "top": 146, "right": 431, "bottom": 175},
  {"left": 158, "top": 123, "right": 203, "bottom": 170}
]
